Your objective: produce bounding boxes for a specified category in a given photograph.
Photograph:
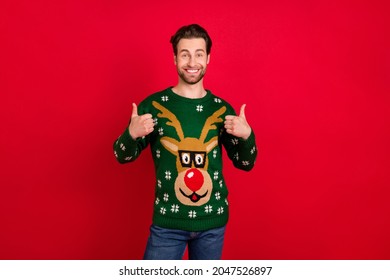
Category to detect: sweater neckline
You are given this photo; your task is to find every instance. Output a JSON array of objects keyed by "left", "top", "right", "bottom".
[{"left": 167, "top": 87, "right": 212, "bottom": 104}]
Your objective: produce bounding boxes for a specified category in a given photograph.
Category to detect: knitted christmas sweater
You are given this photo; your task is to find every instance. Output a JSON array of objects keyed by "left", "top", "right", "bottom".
[{"left": 114, "top": 87, "right": 257, "bottom": 231}]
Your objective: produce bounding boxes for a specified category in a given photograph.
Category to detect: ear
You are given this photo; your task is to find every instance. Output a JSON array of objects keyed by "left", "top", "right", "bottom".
[
  {"left": 207, "top": 54, "right": 210, "bottom": 64},
  {"left": 204, "top": 136, "right": 218, "bottom": 153},
  {"left": 174, "top": 55, "right": 177, "bottom": 65},
  {"left": 161, "top": 137, "right": 180, "bottom": 155}
]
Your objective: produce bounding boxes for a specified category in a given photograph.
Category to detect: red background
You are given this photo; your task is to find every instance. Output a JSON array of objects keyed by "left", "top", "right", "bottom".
[{"left": 1, "top": 0, "right": 389, "bottom": 259}]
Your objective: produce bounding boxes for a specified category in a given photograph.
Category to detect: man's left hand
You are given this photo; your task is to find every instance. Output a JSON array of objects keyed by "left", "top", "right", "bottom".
[{"left": 224, "top": 104, "right": 252, "bottom": 140}]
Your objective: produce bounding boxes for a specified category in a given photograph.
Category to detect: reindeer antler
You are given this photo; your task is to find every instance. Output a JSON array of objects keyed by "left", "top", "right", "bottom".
[
  {"left": 152, "top": 101, "right": 185, "bottom": 141},
  {"left": 199, "top": 106, "right": 226, "bottom": 142}
]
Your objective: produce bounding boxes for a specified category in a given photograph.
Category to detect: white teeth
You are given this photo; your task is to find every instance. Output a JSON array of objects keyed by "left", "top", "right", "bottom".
[{"left": 187, "top": 69, "right": 199, "bottom": 73}]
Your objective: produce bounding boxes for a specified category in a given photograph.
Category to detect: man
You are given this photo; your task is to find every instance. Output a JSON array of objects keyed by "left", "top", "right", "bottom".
[{"left": 114, "top": 24, "right": 257, "bottom": 260}]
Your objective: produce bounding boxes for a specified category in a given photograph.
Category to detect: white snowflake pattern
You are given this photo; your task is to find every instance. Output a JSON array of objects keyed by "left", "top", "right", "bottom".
[
  {"left": 165, "top": 171, "right": 172, "bottom": 180},
  {"left": 156, "top": 149, "right": 161, "bottom": 158},
  {"left": 217, "top": 207, "right": 224, "bottom": 215},
  {"left": 242, "top": 161, "right": 250, "bottom": 166},
  {"left": 114, "top": 151, "right": 118, "bottom": 158},
  {"left": 124, "top": 156, "right": 133, "bottom": 161},
  {"left": 251, "top": 146, "right": 256, "bottom": 154},
  {"left": 157, "top": 180, "right": 162, "bottom": 188},
  {"left": 153, "top": 118, "right": 158, "bottom": 125},
  {"left": 158, "top": 127, "right": 164, "bottom": 136},
  {"left": 219, "top": 180, "right": 223, "bottom": 188},
  {"left": 214, "top": 98, "right": 222, "bottom": 103},
  {"left": 120, "top": 143, "right": 126, "bottom": 151},
  {"left": 188, "top": 210, "right": 197, "bottom": 218},
  {"left": 171, "top": 204, "right": 179, "bottom": 213},
  {"left": 233, "top": 153, "right": 239, "bottom": 161},
  {"left": 205, "top": 205, "right": 213, "bottom": 213},
  {"left": 225, "top": 198, "right": 229, "bottom": 205},
  {"left": 196, "top": 105, "right": 203, "bottom": 112},
  {"left": 161, "top": 96, "right": 169, "bottom": 102},
  {"left": 155, "top": 197, "right": 160, "bottom": 205},
  {"left": 160, "top": 207, "right": 166, "bottom": 215},
  {"left": 213, "top": 171, "right": 219, "bottom": 180},
  {"left": 215, "top": 192, "right": 221, "bottom": 200},
  {"left": 213, "top": 149, "right": 217, "bottom": 158},
  {"left": 163, "top": 193, "right": 169, "bottom": 202},
  {"left": 231, "top": 138, "right": 239, "bottom": 145}
]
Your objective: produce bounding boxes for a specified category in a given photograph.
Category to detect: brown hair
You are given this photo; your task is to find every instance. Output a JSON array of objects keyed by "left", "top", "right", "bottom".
[{"left": 170, "top": 24, "right": 212, "bottom": 55}]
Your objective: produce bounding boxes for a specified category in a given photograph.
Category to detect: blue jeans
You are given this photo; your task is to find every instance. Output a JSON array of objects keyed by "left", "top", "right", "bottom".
[{"left": 143, "top": 224, "right": 226, "bottom": 260}]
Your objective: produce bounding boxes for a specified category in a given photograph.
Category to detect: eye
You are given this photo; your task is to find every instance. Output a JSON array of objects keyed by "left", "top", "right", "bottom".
[
  {"left": 195, "top": 154, "right": 204, "bottom": 165},
  {"left": 181, "top": 153, "right": 191, "bottom": 165}
]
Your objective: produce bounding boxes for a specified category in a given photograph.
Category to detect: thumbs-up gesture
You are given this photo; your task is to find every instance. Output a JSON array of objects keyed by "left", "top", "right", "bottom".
[
  {"left": 128, "top": 103, "right": 155, "bottom": 140},
  {"left": 224, "top": 104, "right": 252, "bottom": 140}
]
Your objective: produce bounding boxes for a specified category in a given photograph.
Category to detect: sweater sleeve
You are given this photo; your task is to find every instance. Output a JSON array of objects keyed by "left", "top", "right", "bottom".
[
  {"left": 221, "top": 129, "right": 257, "bottom": 171},
  {"left": 113, "top": 126, "right": 150, "bottom": 164}
]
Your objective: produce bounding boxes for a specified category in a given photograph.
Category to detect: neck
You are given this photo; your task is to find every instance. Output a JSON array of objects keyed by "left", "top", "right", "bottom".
[{"left": 172, "top": 80, "right": 206, "bottom": 99}]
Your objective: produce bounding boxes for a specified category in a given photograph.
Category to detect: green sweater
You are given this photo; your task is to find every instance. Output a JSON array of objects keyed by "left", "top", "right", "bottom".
[{"left": 114, "top": 87, "right": 257, "bottom": 231}]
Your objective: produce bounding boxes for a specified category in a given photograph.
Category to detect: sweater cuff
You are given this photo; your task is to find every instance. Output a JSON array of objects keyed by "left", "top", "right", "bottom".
[
  {"left": 239, "top": 129, "right": 256, "bottom": 147},
  {"left": 120, "top": 127, "right": 139, "bottom": 148}
]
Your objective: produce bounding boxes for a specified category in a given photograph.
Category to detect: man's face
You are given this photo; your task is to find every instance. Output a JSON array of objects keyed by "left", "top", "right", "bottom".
[{"left": 174, "top": 38, "right": 210, "bottom": 85}]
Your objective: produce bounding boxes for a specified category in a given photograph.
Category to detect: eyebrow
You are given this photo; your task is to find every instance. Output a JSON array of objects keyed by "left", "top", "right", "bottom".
[{"left": 179, "top": 49, "right": 206, "bottom": 53}]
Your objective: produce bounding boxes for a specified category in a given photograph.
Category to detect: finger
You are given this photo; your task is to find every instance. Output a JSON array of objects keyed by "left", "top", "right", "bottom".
[
  {"left": 140, "top": 113, "right": 153, "bottom": 121},
  {"left": 224, "top": 123, "right": 234, "bottom": 130},
  {"left": 143, "top": 118, "right": 155, "bottom": 127},
  {"left": 225, "top": 115, "right": 236, "bottom": 121},
  {"left": 225, "top": 127, "right": 234, "bottom": 134},
  {"left": 239, "top": 104, "right": 246, "bottom": 119},
  {"left": 225, "top": 117, "right": 239, "bottom": 126},
  {"left": 131, "top": 103, "right": 138, "bottom": 118},
  {"left": 224, "top": 119, "right": 233, "bottom": 125},
  {"left": 146, "top": 127, "right": 154, "bottom": 134},
  {"left": 144, "top": 119, "right": 155, "bottom": 130}
]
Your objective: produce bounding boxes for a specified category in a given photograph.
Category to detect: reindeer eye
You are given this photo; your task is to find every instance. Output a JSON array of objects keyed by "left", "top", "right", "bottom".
[
  {"left": 181, "top": 153, "right": 191, "bottom": 165},
  {"left": 195, "top": 154, "right": 204, "bottom": 165}
]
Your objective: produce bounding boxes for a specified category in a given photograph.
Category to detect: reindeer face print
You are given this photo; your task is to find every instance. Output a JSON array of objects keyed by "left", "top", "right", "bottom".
[{"left": 152, "top": 101, "right": 226, "bottom": 206}]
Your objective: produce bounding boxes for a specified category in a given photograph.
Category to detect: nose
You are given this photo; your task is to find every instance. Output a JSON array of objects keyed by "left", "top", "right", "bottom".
[
  {"left": 184, "top": 168, "right": 204, "bottom": 192},
  {"left": 187, "top": 56, "right": 196, "bottom": 67}
]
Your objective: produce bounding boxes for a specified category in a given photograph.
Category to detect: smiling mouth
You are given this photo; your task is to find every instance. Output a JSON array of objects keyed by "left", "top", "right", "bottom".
[
  {"left": 180, "top": 189, "right": 208, "bottom": 202},
  {"left": 185, "top": 69, "right": 200, "bottom": 74}
]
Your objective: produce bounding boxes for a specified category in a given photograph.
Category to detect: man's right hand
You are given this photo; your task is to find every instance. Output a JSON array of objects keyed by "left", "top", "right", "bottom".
[{"left": 129, "top": 103, "right": 155, "bottom": 140}]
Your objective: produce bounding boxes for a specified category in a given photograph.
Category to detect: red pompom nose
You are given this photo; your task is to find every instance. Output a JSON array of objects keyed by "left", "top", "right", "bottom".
[{"left": 184, "top": 168, "right": 204, "bottom": 192}]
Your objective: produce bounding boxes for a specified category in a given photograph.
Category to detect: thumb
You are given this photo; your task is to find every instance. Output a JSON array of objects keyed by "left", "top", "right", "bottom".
[
  {"left": 131, "top": 103, "right": 138, "bottom": 118},
  {"left": 239, "top": 104, "right": 246, "bottom": 119}
]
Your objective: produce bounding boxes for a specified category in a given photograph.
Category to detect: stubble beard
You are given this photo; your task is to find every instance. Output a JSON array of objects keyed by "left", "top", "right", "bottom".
[{"left": 177, "top": 67, "right": 206, "bottom": 85}]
